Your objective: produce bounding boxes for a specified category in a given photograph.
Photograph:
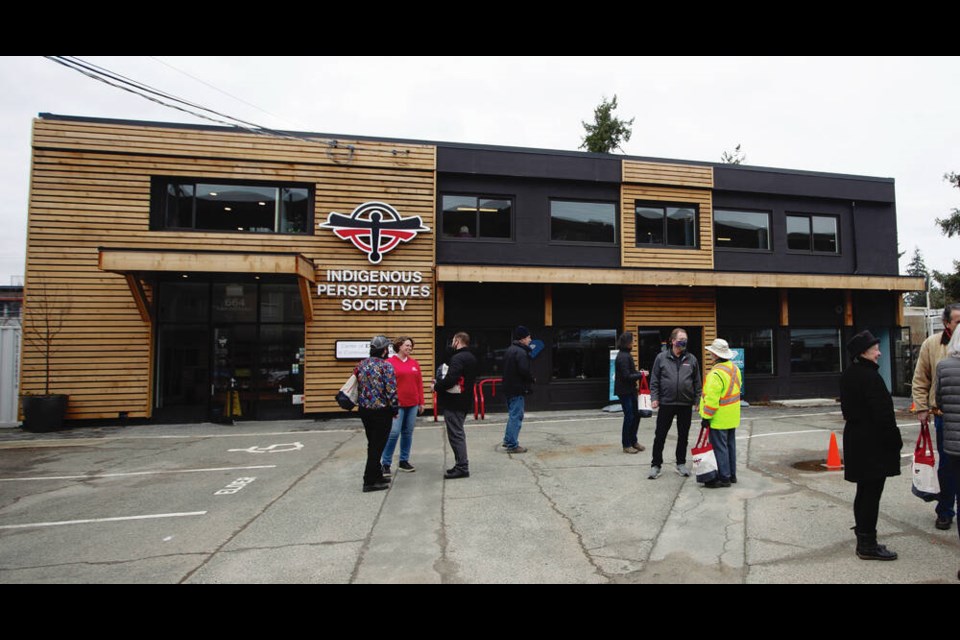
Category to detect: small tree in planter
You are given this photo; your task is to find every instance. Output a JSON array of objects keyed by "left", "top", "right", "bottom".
[{"left": 20, "top": 279, "right": 70, "bottom": 432}]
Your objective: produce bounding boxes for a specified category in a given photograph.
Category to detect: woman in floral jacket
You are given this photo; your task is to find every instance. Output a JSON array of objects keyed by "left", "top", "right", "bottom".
[{"left": 356, "top": 335, "right": 399, "bottom": 493}]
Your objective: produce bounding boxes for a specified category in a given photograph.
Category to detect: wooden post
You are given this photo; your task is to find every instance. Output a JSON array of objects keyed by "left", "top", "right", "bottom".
[
  {"left": 544, "top": 284, "right": 553, "bottom": 327},
  {"left": 844, "top": 290, "right": 854, "bottom": 327},
  {"left": 298, "top": 276, "right": 314, "bottom": 324},
  {"left": 779, "top": 289, "right": 789, "bottom": 327},
  {"left": 895, "top": 293, "right": 904, "bottom": 326},
  {"left": 436, "top": 283, "right": 445, "bottom": 327}
]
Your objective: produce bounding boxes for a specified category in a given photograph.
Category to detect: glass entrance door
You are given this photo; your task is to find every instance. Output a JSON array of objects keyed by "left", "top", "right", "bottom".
[
  {"left": 156, "top": 324, "right": 209, "bottom": 422},
  {"left": 155, "top": 278, "right": 305, "bottom": 423}
]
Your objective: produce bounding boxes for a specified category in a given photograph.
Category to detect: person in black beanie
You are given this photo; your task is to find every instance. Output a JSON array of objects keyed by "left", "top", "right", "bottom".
[
  {"left": 840, "top": 330, "right": 903, "bottom": 560},
  {"left": 501, "top": 325, "right": 535, "bottom": 453}
]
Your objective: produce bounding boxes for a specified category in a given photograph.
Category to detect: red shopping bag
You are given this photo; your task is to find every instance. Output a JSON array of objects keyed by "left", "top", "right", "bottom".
[
  {"left": 638, "top": 372, "right": 653, "bottom": 418},
  {"left": 911, "top": 422, "right": 940, "bottom": 502},
  {"left": 691, "top": 425, "right": 719, "bottom": 484}
]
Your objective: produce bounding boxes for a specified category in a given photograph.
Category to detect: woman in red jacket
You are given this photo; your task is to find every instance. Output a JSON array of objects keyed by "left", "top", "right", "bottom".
[{"left": 380, "top": 336, "right": 425, "bottom": 475}]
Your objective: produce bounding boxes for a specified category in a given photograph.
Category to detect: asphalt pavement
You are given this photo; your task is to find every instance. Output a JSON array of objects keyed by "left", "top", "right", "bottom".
[{"left": 0, "top": 399, "right": 957, "bottom": 584}]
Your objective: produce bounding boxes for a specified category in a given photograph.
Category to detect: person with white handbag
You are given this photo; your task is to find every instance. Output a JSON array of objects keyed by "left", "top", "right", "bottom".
[
  {"left": 698, "top": 338, "right": 742, "bottom": 488},
  {"left": 614, "top": 331, "right": 647, "bottom": 455},
  {"left": 935, "top": 327, "right": 960, "bottom": 580},
  {"left": 356, "top": 335, "right": 399, "bottom": 493},
  {"left": 840, "top": 330, "right": 902, "bottom": 560}
]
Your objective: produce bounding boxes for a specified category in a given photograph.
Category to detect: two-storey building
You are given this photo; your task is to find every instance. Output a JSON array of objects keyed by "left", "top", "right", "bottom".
[{"left": 19, "top": 114, "right": 923, "bottom": 424}]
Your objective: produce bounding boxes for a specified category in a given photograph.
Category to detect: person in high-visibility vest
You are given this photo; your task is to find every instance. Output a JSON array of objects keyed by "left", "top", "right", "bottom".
[{"left": 698, "top": 338, "right": 742, "bottom": 488}]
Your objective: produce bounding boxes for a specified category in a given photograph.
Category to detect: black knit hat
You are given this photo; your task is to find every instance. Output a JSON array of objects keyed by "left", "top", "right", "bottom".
[
  {"left": 514, "top": 325, "right": 531, "bottom": 340},
  {"left": 846, "top": 330, "right": 880, "bottom": 359}
]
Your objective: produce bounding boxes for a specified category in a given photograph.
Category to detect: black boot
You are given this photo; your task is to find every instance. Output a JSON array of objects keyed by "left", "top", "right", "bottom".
[{"left": 855, "top": 529, "right": 897, "bottom": 561}]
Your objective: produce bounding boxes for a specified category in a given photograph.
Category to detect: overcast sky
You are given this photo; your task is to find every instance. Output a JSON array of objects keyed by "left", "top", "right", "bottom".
[{"left": 1, "top": 56, "right": 957, "bottom": 286}]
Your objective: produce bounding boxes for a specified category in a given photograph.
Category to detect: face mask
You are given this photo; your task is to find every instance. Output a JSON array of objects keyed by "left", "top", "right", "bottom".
[{"left": 675, "top": 340, "right": 687, "bottom": 350}]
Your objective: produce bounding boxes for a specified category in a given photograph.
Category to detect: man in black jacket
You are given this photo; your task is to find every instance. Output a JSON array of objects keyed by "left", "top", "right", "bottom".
[
  {"left": 648, "top": 328, "right": 702, "bottom": 479},
  {"left": 501, "top": 325, "right": 535, "bottom": 453},
  {"left": 434, "top": 331, "right": 478, "bottom": 479}
]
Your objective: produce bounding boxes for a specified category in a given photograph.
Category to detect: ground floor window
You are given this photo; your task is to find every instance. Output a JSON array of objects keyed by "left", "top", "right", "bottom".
[
  {"left": 552, "top": 328, "right": 617, "bottom": 380},
  {"left": 790, "top": 328, "right": 842, "bottom": 373},
  {"left": 719, "top": 327, "right": 774, "bottom": 375}
]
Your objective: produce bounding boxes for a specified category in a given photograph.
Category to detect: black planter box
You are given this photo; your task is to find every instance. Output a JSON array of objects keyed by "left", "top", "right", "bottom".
[{"left": 21, "top": 394, "right": 69, "bottom": 432}]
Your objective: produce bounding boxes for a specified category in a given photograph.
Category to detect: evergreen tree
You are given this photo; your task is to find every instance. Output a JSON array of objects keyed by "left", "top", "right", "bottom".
[
  {"left": 935, "top": 172, "right": 960, "bottom": 236},
  {"left": 721, "top": 144, "right": 745, "bottom": 164},
  {"left": 904, "top": 246, "right": 928, "bottom": 306},
  {"left": 580, "top": 95, "right": 634, "bottom": 154}
]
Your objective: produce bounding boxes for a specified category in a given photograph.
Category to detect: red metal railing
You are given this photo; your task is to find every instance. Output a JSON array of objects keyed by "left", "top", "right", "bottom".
[{"left": 432, "top": 376, "right": 503, "bottom": 421}]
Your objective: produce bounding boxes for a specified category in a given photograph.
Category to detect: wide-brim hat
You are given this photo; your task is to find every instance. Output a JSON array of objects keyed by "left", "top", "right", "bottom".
[
  {"left": 846, "top": 330, "right": 880, "bottom": 359},
  {"left": 705, "top": 338, "right": 736, "bottom": 360}
]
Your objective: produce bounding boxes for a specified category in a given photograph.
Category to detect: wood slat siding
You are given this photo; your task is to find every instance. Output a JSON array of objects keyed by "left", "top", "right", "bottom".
[
  {"left": 22, "top": 118, "right": 437, "bottom": 420},
  {"left": 622, "top": 161, "right": 714, "bottom": 188},
  {"left": 621, "top": 160, "right": 714, "bottom": 271},
  {"left": 435, "top": 265, "right": 924, "bottom": 291},
  {"left": 623, "top": 286, "right": 717, "bottom": 372}
]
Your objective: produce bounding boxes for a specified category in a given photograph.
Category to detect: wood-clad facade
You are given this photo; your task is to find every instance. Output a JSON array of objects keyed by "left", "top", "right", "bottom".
[
  {"left": 23, "top": 116, "right": 436, "bottom": 421},
  {"left": 20, "top": 114, "right": 924, "bottom": 424}
]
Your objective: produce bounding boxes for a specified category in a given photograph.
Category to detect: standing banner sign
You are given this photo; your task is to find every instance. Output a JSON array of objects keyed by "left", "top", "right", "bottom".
[{"left": 609, "top": 350, "right": 618, "bottom": 402}]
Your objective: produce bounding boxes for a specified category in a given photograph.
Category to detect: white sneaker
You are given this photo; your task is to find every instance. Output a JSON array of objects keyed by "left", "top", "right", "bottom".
[
  {"left": 648, "top": 466, "right": 661, "bottom": 479},
  {"left": 676, "top": 463, "right": 690, "bottom": 477}
]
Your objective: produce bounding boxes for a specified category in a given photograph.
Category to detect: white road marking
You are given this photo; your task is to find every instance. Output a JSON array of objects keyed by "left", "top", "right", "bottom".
[
  {"left": 227, "top": 442, "right": 303, "bottom": 453},
  {"left": 0, "top": 511, "right": 207, "bottom": 530},
  {"left": 0, "top": 465, "right": 276, "bottom": 482}
]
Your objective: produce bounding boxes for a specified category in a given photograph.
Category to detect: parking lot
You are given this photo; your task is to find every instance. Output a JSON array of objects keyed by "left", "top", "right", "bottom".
[{"left": 0, "top": 401, "right": 957, "bottom": 584}]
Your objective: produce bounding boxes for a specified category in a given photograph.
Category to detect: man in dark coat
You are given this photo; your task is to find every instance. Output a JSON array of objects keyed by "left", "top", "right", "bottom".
[
  {"left": 840, "top": 330, "right": 903, "bottom": 560},
  {"left": 501, "top": 325, "right": 535, "bottom": 453},
  {"left": 434, "top": 331, "right": 478, "bottom": 479}
]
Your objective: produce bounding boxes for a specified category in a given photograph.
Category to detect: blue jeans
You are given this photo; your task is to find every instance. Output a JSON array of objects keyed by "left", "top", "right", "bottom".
[
  {"left": 503, "top": 395, "right": 525, "bottom": 449},
  {"left": 708, "top": 428, "right": 737, "bottom": 481},
  {"left": 381, "top": 405, "right": 417, "bottom": 465},
  {"left": 618, "top": 394, "right": 641, "bottom": 448},
  {"left": 934, "top": 415, "right": 958, "bottom": 519}
]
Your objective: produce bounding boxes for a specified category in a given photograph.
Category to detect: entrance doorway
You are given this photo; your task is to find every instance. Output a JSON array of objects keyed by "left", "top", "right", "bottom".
[
  {"left": 154, "top": 277, "right": 305, "bottom": 422},
  {"left": 635, "top": 326, "right": 703, "bottom": 372}
]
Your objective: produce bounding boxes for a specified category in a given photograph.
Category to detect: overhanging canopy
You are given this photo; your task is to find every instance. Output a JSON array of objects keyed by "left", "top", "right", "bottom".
[{"left": 98, "top": 248, "right": 316, "bottom": 323}]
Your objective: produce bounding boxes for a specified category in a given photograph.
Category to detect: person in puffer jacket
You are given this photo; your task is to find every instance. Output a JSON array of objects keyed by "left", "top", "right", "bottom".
[
  {"left": 935, "top": 327, "right": 960, "bottom": 581},
  {"left": 647, "top": 327, "right": 702, "bottom": 480}
]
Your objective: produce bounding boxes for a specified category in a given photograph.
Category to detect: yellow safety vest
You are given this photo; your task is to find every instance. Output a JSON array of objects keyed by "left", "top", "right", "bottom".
[{"left": 698, "top": 361, "right": 742, "bottom": 429}]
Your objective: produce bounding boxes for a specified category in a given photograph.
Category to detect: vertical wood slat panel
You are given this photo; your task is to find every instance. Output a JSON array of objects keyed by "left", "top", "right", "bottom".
[
  {"left": 622, "top": 286, "right": 717, "bottom": 374},
  {"left": 621, "top": 160, "right": 714, "bottom": 271},
  {"left": 23, "top": 118, "right": 437, "bottom": 419}
]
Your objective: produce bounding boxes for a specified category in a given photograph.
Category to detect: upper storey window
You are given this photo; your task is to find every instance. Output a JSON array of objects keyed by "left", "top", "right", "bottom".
[
  {"left": 152, "top": 179, "right": 312, "bottom": 234},
  {"left": 786, "top": 214, "right": 838, "bottom": 253},
  {"left": 441, "top": 195, "right": 512, "bottom": 239},
  {"left": 635, "top": 202, "right": 698, "bottom": 248}
]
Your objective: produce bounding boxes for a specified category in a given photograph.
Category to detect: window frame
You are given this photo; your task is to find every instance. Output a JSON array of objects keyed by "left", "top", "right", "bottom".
[
  {"left": 550, "top": 327, "right": 619, "bottom": 381},
  {"left": 717, "top": 326, "right": 776, "bottom": 377},
  {"left": 548, "top": 198, "right": 619, "bottom": 246},
  {"left": 439, "top": 193, "right": 515, "bottom": 242},
  {"left": 150, "top": 176, "right": 314, "bottom": 235},
  {"left": 713, "top": 208, "right": 773, "bottom": 252},
  {"left": 788, "top": 327, "right": 843, "bottom": 375},
  {"left": 633, "top": 200, "right": 699, "bottom": 249},
  {"left": 785, "top": 213, "right": 840, "bottom": 255}
]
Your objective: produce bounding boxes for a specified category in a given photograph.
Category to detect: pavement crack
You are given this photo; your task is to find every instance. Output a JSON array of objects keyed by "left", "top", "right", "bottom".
[
  {"left": 179, "top": 431, "right": 358, "bottom": 584},
  {"left": 512, "top": 455, "right": 611, "bottom": 582}
]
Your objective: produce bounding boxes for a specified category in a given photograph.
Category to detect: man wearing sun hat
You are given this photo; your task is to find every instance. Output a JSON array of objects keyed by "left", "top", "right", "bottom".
[{"left": 698, "top": 338, "right": 743, "bottom": 488}]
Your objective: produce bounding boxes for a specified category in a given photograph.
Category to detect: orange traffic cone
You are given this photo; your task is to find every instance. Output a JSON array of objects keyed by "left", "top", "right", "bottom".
[
  {"left": 825, "top": 431, "right": 843, "bottom": 470},
  {"left": 910, "top": 401, "right": 916, "bottom": 412}
]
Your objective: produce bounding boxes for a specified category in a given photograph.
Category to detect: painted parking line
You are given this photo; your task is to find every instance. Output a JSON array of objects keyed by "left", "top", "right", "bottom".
[
  {"left": 0, "top": 511, "right": 207, "bottom": 530},
  {"left": 0, "top": 464, "right": 277, "bottom": 482}
]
